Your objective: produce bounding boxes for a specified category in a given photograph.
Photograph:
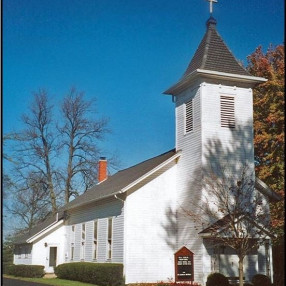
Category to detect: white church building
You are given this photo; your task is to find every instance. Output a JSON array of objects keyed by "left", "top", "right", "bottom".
[{"left": 13, "top": 15, "right": 280, "bottom": 285}]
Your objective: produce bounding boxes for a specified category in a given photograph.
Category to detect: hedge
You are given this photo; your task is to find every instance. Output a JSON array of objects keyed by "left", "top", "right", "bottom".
[
  {"left": 206, "top": 272, "right": 230, "bottom": 286},
  {"left": 251, "top": 274, "right": 271, "bottom": 286},
  {"left": 5, "top": 264, "right": 45, "bottom": 278},
  {"left": 55, "top": 262, "right": 124, "bottom": 286},
  {"left": 3, "top": 263, "right": 14, "bottom": 275}
]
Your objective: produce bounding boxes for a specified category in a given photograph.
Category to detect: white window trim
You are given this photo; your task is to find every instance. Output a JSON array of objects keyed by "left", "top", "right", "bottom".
[
  {"left": 107, "top": 217, "right": 113, "bottom": 260},
  {"left": 81, "top": 224, "right": 86, "bottom": 261},
  {"left": 70, "top": 243, "right": 75, "bottom": 261},
  {"left": 93, "top": 220, "right": 98, "bottom": 261}
]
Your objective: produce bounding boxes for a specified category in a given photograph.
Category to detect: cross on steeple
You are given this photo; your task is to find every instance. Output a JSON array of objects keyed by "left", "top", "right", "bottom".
[{"left": 206, "top": 0, "right": 218, "bottom": 14}]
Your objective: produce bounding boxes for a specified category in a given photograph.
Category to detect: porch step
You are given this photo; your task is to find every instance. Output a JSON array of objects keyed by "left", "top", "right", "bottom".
[{"left": 44, "top": 273, "right": 57, "bottom": 279}]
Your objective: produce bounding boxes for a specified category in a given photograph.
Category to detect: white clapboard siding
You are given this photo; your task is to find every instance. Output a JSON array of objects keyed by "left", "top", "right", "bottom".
[
  {"left": 175, "top": 84, "right": 206, "bottom": 282},
  {"left": 67, "top": 197, "right": 124, "bottom": 225},
  {"left": 173, "top": 81, "right": 257, "bottom": 284},
  {"left": 31, "top": 224, "right": 66, "bottom": 272},
  {"left": 124, "top": 161, "right": 178, "bottom": 283},
  {"left": 65, "top": 197, "right": 124, "bottom": 264}
]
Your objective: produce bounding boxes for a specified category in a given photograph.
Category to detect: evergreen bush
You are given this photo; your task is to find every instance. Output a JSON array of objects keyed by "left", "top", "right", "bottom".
[
  {"left": 6, "top": 264, "right": 45, "bottom": 278},
  {"left": 3, "top": 263, "right": 14, "bottom": 275},
  {"left": 55, "top": 262, "right": 124, "bottom": 286},
  {"left": 206, "top": 272, "right": 230, "bottom": 286},
  {"left": 251, "top": 274, "right": 271, "bottom": 286}
]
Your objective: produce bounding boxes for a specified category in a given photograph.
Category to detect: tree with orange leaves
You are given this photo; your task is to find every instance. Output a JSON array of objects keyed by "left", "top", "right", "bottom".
[{"left": 247, "top": 44, "right": 284, "bottom": 286}]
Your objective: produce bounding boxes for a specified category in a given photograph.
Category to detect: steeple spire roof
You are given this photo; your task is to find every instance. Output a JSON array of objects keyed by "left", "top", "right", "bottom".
[
  {"left": 184, "top": 17, "right": 249, "bottom": 77},
  {"left": 164, "top": 17, "right": 266, "bottom": 95}
]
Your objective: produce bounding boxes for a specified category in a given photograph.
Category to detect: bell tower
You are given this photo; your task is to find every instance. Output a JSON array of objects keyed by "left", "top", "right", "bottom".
[{"left": 163, "top": 15, "right": 266, "bottom": 282}]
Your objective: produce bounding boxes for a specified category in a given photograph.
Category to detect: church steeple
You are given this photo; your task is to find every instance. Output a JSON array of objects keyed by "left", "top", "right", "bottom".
[
  {"left": 164, "top": 16, "right": 266, "bottom": 95},
  {"left": 183, "top": 16, "right": 250, "bottom": 78}
]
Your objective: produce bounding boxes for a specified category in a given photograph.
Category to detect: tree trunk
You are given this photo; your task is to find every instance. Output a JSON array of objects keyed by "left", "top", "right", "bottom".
[
  {"left": 45, "top": 158, "right": 57, "bottom": 214},
  {"left": 238, "top": 256, "right": 244, "bottom": 286},
  {"left": 65, "top": 138, "right": 74, "bottom": 204}
]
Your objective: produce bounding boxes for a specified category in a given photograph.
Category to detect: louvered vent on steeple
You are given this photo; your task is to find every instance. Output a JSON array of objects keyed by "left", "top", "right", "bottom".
[
  {"left": 220, "top": 95, "right": 235, "bottom": 128},
  {"left": 185, "top": 99, "right": 193, "bottom": 133}
]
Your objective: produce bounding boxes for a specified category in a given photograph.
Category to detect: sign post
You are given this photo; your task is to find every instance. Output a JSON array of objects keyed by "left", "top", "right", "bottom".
[{"left": 174, "top": 246, "right": 194, "bottom": 283}]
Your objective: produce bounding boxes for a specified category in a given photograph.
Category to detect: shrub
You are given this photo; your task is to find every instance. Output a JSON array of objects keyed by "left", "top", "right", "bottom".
[
  {"left": 6, "top": 264, "right": 45, "bottom": 278},
  {"left": 206, "top": 272, "right": 230, "bottom": 286},
  {"left": 251, "top": 274, "right": 271, "bottom": 286},
  {"left": 55, "top": 262, "right": 124, "bottom": 286},
  {"left": 3, "top": 263, "right": 14, "bottom": 275}
]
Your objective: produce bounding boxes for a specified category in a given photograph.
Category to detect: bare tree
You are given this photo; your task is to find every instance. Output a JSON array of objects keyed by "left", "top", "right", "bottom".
[
  {"left": 5, "top": 87, "right": 115, "bottom": 213},
  {"left": 4, "top": 171, "right": 51, "bottom": 232},
  {"left": 59, "top": 87, "right": 110, "bottom": 203},
  {"left": 12, "top": 90, "right": 58, "bottom": 213},
  {"left": 183, "top": 163, "right": 273, "bottom": 286}
]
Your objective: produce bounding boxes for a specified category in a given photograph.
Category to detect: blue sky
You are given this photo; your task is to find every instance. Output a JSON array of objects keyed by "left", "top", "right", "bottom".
[{"left": 3, "top": 0, "right": 285, "bottom": 170}]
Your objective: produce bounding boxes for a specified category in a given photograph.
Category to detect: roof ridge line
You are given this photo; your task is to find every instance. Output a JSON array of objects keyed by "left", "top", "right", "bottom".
[
  {"left": 201, "top": 25, "right": 212, "bottom": 69},
  {"left": 117, "top": 148, "right": 176, "bottom": 173}
]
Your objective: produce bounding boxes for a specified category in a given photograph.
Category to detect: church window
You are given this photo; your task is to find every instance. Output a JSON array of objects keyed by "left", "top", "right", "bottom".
[
  {"left": 93, "top": 220, "right": 98, "bottom": 260},
  {"left": 18, "top": 246, "right": 22, "bottom": 258},
  {"left": 70, "top": 225, "right": 75, "bottom": 261},
  {"left": 81, "top": 224, "right": 85, "bottom": 260},
  {"left": 185, "top": 99, "right": 193, "bottom": 133},
  {"left": 220, "top": 95, "right": 235, "bottom": 128},
  {"left": 71, "top": 243, "right": 74, "bottom": 260},
  {"left": 82, "top": 223, "right": 86, "bottom": 240},
  {"left": 24, "top": 247, "right": 28, "bottom": 258},
  {"left": 107, "top": 218, "right": 113, "bottom": 260}
]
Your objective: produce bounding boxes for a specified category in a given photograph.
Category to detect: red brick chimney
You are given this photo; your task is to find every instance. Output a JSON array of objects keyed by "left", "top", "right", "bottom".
[{"left": 98, "top": 157, "right": 107, "bottom": 183}]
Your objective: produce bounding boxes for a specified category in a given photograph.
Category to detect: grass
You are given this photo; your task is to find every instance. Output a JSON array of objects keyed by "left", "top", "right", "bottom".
[{"left": 3, "top": 275, "right": 98, "bottom": 286}]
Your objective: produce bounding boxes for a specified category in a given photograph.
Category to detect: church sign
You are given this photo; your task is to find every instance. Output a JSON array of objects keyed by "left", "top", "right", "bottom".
[{"left": 175, "top": 246, "right": 194, "bottom": 282}]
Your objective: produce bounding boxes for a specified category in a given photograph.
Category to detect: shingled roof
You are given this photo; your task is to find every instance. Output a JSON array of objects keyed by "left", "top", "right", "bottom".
[
  {"left": 65, "top": 149, "right": 178, "bottom": 210},
  {"left": 163, "top": 17, "right": 266, "bottom": 95},
  {"left": 14, "top": 149, "right": 179, "bottom": 244},
  {"left": 184, "top": 17, "right": 250, "bottom": 77},
  {"left": 13, "top": 210, "right": 65, "bottom": 244}
]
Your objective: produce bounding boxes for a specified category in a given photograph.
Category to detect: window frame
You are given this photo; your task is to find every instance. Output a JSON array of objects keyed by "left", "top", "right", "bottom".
[
  {"left": 107, "top": 217, "right": 113, "bottom": 260},
  {"left": 70, "top": 243, "right": 75, "bottom": 261},
  {"left": 81, "top": 223, "right": 86, "bottom": 261},
  {"left": 93, "top": 220, "right": 98, "bottom": 260}
]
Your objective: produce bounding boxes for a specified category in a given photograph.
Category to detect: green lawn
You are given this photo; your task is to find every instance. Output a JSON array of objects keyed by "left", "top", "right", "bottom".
[{"left": 3, "top": 275, "right": 98, "bottom": 286}]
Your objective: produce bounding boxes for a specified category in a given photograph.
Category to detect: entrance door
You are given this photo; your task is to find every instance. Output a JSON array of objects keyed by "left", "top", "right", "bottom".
[{"left": 47, "top": 247, "right": 57, "bottom": 273}]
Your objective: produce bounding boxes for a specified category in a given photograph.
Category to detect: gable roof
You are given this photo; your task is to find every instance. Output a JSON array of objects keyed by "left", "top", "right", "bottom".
[
  {"left": 64, "top": 149, "right": 179, "bottom": 210},
  {"left": 199, "top": 213, "right": 273, "bottom": 238},
  {"left": 13, "top": 210, "right": 65, "bottom": 245},
  {"left": 14, "top": 149, "right": 179, "bottom": 244},
  {"left": 184, "top": 17, "right": 249, "bottom": 77}
]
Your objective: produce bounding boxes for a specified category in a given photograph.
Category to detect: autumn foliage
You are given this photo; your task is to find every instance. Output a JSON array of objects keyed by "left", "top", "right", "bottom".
[
  {"left": 247, "top": 44, "right": 284, "bottom": 286},
  {"left": 247, "top": 44, "right": 284, "bottom": 241}
]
